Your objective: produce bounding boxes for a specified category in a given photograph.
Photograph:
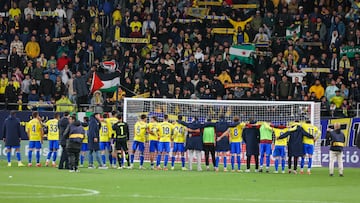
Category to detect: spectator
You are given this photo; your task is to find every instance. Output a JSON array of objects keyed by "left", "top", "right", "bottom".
[
  {"left": 276, "top": 75, "right": 292, "bottom": 100},
  {"left": 39, "top": 73, "right": 55, "bottom": 101},
  {"left": 325, "top": 79, "right": 340, "bottom": 101},
  {"left": 309, "top": 79, "right": 325, "bottom": 100},
  {"left": 73, "top": 71, "right": 89, "bottom": 111},
  {"left": 25, "top": 36, "right": 40, "bottom": 59},
  {"left": 330, "top": 90, "right": 345, "bottom": 108}
]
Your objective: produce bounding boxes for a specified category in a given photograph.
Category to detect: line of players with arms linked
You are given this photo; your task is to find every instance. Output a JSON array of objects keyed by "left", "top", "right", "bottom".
[
  {"left": 4, "top": 110, "right": 327, "bottom": 174},
  {"left": 4, "top": 109, "right": 344, "bottom": 174}
]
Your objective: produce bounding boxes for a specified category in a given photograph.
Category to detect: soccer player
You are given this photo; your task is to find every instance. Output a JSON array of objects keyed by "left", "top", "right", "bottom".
[
  {"left": 2, "top": 111, "right": 24, "bottom": 167},
  {"left": 202, "top": 119, "right": 216, "bottom": 171},
  {"left": 279, "top": 122, "right": 313, "bottom": 174},
  {"left": 171, "top": 115, "right": 187, "bottom": 170},
  {"left": 112, "top": 114, "right": 130, "bottom": 169},
  {"left": 220, "top": 117, "right": 246, "bottom": 172},
  {"left": 26, "top": 111, "right": 44, "bottom": 167},
  {"left": 259, "top": 121, "right": 273, "bottom": 173},
  {"left": 156, "top": 115, "right": 174, "bottom": 170},
  {"left": 130, "top": 114, "right": 147, "bottom": 169},
  {"left": 45, "top": 113, "right": 60, "bottom": 167},
  {"left": 178, "top": 117, "right": 203, "bottom": 171},
  {"left": 215, "top": 115, "right": 232, "bottom": 172},
  {"left": 242, "top": 119, "right": 260, "bottom": 172},
  {"left": 106, "top": 111, "right": 119, "bottom": 168},
  {"left": 99, "top": 114, "right": 111, "bottom": 167},
  {"left": 300, "top": 121, "right": 320, "bottom": 175},
  {"left": 80, "top": 116, "right": 89, "bottom": 167},
  {"left": 272, "top": 124, "right": 292, "bottom": 174},
  {"left": 147, "top": 116, "right": 159, "bottom": 169}
]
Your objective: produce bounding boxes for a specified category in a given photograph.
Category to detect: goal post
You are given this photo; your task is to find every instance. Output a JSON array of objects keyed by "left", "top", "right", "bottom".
[{"left": 123, "top": 98, "right": 322, "bottom": 167}]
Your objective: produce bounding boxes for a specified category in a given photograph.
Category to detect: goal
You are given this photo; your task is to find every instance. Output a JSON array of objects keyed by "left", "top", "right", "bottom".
[{"left": 123, "top": 98, "right": 322, "bottom": 167}]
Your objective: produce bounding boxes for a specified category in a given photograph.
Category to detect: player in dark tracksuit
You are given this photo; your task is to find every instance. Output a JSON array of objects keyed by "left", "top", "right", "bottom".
[
  {"left": 242, "top": 120, "right": 261, "bottom": 172},
  {"left": 178, "top": 117, "right": 203, "bottom": 171},
  {"left": 214, "top": 116, "right": 232, "bottom": 172},
  {"left": 112, "top": 114, "right": 130, "bottom": 169},
  {"left": 279, "top": 124, "right": 313, "bottom": 174}
]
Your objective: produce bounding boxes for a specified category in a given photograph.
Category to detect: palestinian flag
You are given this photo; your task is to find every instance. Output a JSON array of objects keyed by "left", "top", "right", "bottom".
[
  {"left": 90, "top": 71, "right": 120, "bottom": 93},
  {"left": 100, "top": 60, "right": 118, "bottom": 72},
  {"left": 229, "top": 44, "right": 255, "bottom": 65},
  {"left": 286, "top": 25, "right": 301, "bottom": 39}
]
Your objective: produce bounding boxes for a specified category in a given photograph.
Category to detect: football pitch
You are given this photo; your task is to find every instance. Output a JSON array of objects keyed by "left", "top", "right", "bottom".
[{"left": 0, "top": 161, "right": 358, "bottom": 203}]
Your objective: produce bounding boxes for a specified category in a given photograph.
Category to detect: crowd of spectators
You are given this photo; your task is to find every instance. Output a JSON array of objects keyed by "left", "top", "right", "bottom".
[{"left": 0, "top": 0, "right": 359, "bottom": 118}]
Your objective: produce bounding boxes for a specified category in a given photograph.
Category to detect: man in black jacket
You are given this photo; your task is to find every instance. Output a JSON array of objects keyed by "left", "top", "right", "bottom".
[
  {"left": 63, "top": 115, "right": 85, "bottom": 172},
  {"left": 58, "top": 112, "right": 70, "bottom": 169},
  {"left": 326, "top": 123, "right": 345, "bottom": 177}
]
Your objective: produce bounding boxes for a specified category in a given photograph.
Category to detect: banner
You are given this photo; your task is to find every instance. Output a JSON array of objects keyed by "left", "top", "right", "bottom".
[
  {"left": 119, "top": 37, "right": 149, "bottom": 44},
  {"left": 187, "top": 7, "right": 209, "bottom": 18},
  {"left": 211, "top": 28, "right": 235, "bottom": 34},
  {"left": 174, "top": 19, "right": 203, "bottom": 24},
  {"left": 321, "top": 147, "right": 360, "bottom": 167},
  {"left": 302, "top": 68, "right": 330, "bottom": 73},
  {"left": 35, "top": 11, "right": 58, "bottom": 17},
  {"left": 203, "top": 15, "right": 228, "bottom": 20},
  {"left": 340, "top": 46, "right": 360, "bottom": 58},
  {"left": 224, "top": 83, "right": 253, "bottom": 88}
]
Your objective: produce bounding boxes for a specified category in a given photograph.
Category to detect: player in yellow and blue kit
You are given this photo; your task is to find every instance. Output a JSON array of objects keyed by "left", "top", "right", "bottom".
[
  {"left": 273, "top": 125, "right": 293, "bottom": 173},
  {"left": 171, "top": 115, "right": 187, "bottom": 170},
  {"left": 147, "top": 116, "right": 159, "bottom": 169},
  {"left": 130, "top": 114, "right": 147, "bottom": 169},
  {"left": 222, "top": 117, "right": 246, "bottom": 172},
  {"left": 26, "top": 111, "right": 44, "bottom": 167},
  {"left": 80, "top": 116, "right": 89, "bottom": 167},
  {"left": 99, "top": 114, "right": 111, "bottom": 167},
  {"left": 156, "top": 115, "right": 174, "bottom": 170},
  {"left": 300, "top": 121, "right": 319, "bottom": 174},
  {"left": 45, "top": 113, "right": 60, "bottom": 167},
  {"left": 106, "top": 111, "right": 119, "bottom": 168}
]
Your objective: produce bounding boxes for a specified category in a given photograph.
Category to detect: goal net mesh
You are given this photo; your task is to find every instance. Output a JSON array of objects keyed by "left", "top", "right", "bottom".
[{"left": 124, "top": 98, "right": 321, "bottom": 167}]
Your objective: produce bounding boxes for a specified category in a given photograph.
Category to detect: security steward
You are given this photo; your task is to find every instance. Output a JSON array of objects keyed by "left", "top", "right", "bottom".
[
  {"left": 64, "top": 115, "right": 85, "bottom": 172},
  {"left": 112, "top": 114, "right": 130, "bottom": 169}
]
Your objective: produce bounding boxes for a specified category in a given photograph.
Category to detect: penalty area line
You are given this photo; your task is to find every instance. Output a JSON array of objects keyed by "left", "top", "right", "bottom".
[
  {"left": 106, "top": 194, "right": 343, "bottom": 203},
  {"left": 0, "top": 184, "right": 100, "bottom": 199}
]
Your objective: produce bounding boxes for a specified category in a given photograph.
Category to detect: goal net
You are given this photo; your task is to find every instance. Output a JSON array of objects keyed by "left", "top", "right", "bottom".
[{"left": 124, "top": 98, "right": 322, "bottom": 167}]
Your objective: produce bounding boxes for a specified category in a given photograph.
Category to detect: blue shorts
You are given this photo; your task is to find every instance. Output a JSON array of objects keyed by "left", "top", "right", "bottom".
[
  {"left": 303, "top": 144, "right": 314, "bottom": 155},
  {"left": 260, "top": 143, "right": 272, "bottom": 155},
  {"left": 5, "top": 145, "right": 20, "bottom": 149},
  {"left": 99, "top": 142, "right": 111, "bottom": 151},
  {"left": 81, "top": 143, "right": 88, "bottom": 151},
  {"left": 158, "top": 142, "right": 170, "bottom": 153},
  {"left": 230, "top": 142, "right": 241, "bottom": 154},
  {"left": 149, "top": 140, "right": 159, "bottom": 153},
  {"left": 29, "top": 141, "right": 42, "bottom": 149},
  {"left": 273, "top": 146, "right": 286, "bottom": 157},
  {"left": 49, "top": 140, "right": 59, "bottom": 150},
  {"left": 132, "top": 141, "right": 145, "bottom": 152},
  {"left": 173, "top": 143, "right": 185, "bottom": 153}
]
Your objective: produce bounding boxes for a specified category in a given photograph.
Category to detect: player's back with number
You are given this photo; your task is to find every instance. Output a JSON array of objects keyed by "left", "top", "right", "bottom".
[
  {"left": 134, "top": 120, "right": 147, "bottom": 142},
  {"left": 46, "top": 119, "right": 59, "bottom": 141},
  {"left": 229, "top": 122, "right": 245, "bottom": 143},
  {"left": 27, "top": 118, "right": 43, "bottom": 141},
  {"left": 302, "top": 123, "right": 319, "bottom": 145},
  {"left": 99, "top": 120, "right": 110, "bottom": 142},
  {"left": 173, "top": 123, "right": 185, "bottom": 143},
  {"left": 159, "top": 121, "right": 174, "bottom": 142}
]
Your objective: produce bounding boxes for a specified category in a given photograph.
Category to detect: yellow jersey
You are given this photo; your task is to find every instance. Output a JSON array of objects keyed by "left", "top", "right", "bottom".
[
  {"left": 147, "top": 122, "right": 159, "bottom": 141},
  {"left": 134, "top": 121, "right": 147, "bottom": 143},
  {"left": 83, "top": 126, "right": 89, "bottom": 143},
  {"left": 273, "top": 128, "right": 289, "bottom": 146},
  {"left": 229, "top": 122, "right": 246, "bottom": 143},
  {"left": 158, "top": 121, "right": 174, "bottom": 142},
  {"left": 173, "top": 123, "right": 186, "bottom": 143},
  {"left": 45, "top": 119, "right": 59, "bottom": 141},
  {"left": 27, "top": 118, "right": 43, "bottom": 141},
  {"left": 301, "top": 123, "right": 319, "bottom": 145},
  {"left": 99, "top": 121, "right": 110, "bottom": 142},
  {"left": 106, "top": 117, "right": 119, "bottom": 139}
]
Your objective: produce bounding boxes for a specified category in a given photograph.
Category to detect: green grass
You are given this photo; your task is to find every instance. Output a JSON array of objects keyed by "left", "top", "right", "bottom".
[{"left": 0, "top": 160, "right": 358, "bottom": 203}]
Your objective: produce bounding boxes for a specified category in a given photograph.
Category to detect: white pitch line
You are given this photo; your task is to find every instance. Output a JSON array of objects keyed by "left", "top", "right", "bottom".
[
  {"left": 105, "top": 194, "right": 344, "bottom": 203},
  {"left": 0, "top": 184, "right": 100, "bottom": 199}
]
